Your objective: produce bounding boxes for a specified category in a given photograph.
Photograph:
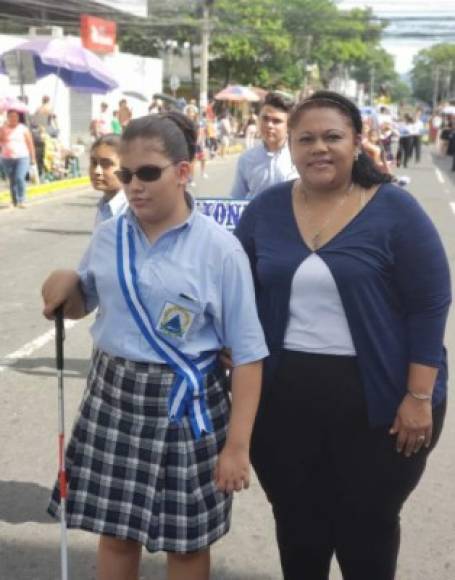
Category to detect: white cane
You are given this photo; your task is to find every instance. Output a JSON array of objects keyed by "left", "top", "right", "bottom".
[{"left": 55, "top": 304, "right": 69, "bottom": 580}]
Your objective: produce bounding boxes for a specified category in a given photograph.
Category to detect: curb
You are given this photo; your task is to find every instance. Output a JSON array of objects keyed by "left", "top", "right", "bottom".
[
  {"left": 0, "top": 145, "right": 243, "bottom": 205},
  {"left": 0, "top": 176, "right": 90, "bottom": 204}
]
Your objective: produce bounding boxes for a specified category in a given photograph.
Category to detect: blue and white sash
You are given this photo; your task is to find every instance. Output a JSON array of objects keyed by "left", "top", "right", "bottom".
[{"left": 116, "top": 215, "right": 217, "bottom": 439}]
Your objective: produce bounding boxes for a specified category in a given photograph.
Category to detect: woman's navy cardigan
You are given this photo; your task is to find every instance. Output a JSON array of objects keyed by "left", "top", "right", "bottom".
[{"left": 235, "top": 181, "right": 451, "bottom": 427}]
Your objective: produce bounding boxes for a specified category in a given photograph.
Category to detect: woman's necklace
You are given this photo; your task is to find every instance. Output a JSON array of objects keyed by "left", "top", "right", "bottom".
[{"left": 297, "top": 181, "right": 354, "bottom": 251}]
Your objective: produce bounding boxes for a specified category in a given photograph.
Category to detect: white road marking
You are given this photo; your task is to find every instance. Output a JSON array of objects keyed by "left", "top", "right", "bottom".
[
  {"left": 435, "top": 168, "right": 445, "bottom": 184},
  {"left": 450, "top": 202, "right": 455, "bottom": 215},
  {"left": 0, "top": 320, "right": 79, "bottom": 373}
]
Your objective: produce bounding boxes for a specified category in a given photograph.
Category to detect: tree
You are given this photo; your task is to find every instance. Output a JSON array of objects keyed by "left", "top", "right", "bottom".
[
  {"left": 282, "top": 4, "right": 387, "bottom": 87},
  {"left": 116, "top": 0, "right": 399, "bottom": 96},
  {"left": 411, "top": 43, "right": 455, "bottom": 105},
  {"left": 209, "top": 0, "right": 291, "bottom": 87}
]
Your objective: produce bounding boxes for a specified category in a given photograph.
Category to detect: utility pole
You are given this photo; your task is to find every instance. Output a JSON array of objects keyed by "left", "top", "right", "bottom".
[
  {"left": 199, "top": 0, "right": 213, "bottom": 112},
  {"left": 369, "top": 66, "right": 375, "bottom": 106},
  {"left": 433, "top": 65, "right": 440, "bottom": 110}
]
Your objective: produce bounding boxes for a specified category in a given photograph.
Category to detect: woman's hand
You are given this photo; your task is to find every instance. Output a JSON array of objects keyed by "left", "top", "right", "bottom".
[
  {"left": 42, "top": 269, "right": 81, "bottom": 319},
  {"left": 389, "top": 395, "right": 433, "bottom": 457},
  {"left": 214, "top": 443, "right": 250, "bottom": 493}
]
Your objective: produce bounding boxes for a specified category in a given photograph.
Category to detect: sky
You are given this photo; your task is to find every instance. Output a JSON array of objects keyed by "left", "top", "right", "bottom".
[{"left": 337, "top": 0, "right": 455, "bottom": 74}]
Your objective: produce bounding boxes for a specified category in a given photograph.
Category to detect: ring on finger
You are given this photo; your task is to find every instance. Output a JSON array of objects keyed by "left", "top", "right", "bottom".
[{"left": 417, "top": 435, "right": 425, "bottom": 441}]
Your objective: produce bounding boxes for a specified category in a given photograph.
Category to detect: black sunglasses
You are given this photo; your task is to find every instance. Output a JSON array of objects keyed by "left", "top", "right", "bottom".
[{"left": 114, "top": 163, "right": 174, "bottom": 185}]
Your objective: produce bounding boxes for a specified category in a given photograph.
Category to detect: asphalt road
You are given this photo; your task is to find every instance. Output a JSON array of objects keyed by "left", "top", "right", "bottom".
[{"left": 1, "top": 147, "right": 455, "bottom": 580}]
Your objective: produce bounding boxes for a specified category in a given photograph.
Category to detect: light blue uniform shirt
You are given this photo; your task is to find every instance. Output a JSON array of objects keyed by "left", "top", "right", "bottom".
[
  {"left": 230, "top": 141, "right": 298, "bottom": 199},
  {"left": 78, "top": 200, "right": 268, "bottom": 367},
  {"left": 94, "top": 189, "right": 128, "bottom": 227}
]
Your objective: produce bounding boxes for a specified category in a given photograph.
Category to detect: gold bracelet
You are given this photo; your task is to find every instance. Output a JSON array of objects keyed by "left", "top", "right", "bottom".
[{"left": 407, "top": 389, "right": 432, "bottom": 401}]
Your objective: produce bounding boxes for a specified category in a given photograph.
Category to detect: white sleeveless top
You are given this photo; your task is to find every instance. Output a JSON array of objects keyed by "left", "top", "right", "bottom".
[
  {"left": 284, "top": 253, "right": 356, "bottom": 355},
  {"left": 1, "top": 123, "right": 30, "bottom": 159}
]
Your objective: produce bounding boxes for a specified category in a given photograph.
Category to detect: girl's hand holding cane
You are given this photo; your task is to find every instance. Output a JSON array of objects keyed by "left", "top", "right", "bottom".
[{"left": 42, "top": 269, "right": 84, "bottom": 320}]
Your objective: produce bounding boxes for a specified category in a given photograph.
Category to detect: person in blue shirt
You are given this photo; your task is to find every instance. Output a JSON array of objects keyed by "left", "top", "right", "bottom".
[
  {"left": 41, "top": 111, "right": 268, "bottom": 580},
  {"left": 89, "top": 134, "right": 128, "bottom": 226},
  {"left": 230, "top": 92, "right": 298, "bottom": 199},
  {"left": 235, "top": 91, "right": 451, "bottom": 580}
]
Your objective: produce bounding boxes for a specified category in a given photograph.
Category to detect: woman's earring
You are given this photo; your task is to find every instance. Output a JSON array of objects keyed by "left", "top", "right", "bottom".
[{"left": 354, "top": 149, "right": 360, "bottom": 161}]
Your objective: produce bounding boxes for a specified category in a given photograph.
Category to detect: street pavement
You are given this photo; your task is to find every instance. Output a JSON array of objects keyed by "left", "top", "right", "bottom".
[{"left": 1, "top": 147, "right": 455, "bottom": 579}]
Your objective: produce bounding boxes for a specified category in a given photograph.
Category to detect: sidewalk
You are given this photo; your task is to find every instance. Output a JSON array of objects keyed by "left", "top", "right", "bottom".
[{"left": 0, "top": 141, "right": 245, "bottom": 209}]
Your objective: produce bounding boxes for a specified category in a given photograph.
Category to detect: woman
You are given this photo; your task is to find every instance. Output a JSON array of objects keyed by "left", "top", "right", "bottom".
[
  {"left": 362, "top": 127, "right": 390, "bottom": 173},
  {"left": 244, "top": 112, "right": 258, "bottom": 149},
  {"left": 0, "top": 108, "right": 36, "bottom": 208},
  {"left": 41, "top": 112, "right": 268, "bottom": 580},
  {"left": 396, "top": 113, "right": 414, "bottom": 169},
  {"left": 235, "top": 91, "right": 450, "bottom": 580}
]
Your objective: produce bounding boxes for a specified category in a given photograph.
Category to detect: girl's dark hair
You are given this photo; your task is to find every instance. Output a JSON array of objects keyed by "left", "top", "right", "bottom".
[
  {"left": 288, "top": 90, "right": 392, "bottom": 188},
  {"left": 121, "top": 111, "right": 197, "bottom": 162},
  {"left": 90, "top": 133, "right": 121, "bottom": 153}
]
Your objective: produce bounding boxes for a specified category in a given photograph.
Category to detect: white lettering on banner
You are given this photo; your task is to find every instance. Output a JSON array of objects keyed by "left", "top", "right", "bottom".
[{"left": 196, "top": 199, "right": 249, "bottom": 230}]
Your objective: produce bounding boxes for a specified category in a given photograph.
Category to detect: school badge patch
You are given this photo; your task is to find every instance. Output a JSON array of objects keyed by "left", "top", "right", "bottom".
[{"left": 157, "top": 302, "right": 195, "bottom": 339}]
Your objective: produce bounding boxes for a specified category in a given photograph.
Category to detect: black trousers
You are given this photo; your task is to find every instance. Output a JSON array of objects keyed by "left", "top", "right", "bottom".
[
  {"left": 396, "top": 136, "right": 412, "bottom": 168},
  {"left": 251, "top": 351, "right": 446, "bottom": 580},
  {"left": 411, "top": 135, "right": 421, "bottom": 163}
]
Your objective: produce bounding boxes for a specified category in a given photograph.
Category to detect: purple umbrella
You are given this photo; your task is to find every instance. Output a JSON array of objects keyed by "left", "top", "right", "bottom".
[{"left": 0, "top": 36, "right": 118, "bottom": 94}]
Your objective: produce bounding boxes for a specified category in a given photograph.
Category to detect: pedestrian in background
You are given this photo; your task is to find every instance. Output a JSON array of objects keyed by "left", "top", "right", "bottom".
[
  {"left": 90, "top": 102, "right": 110, "bottom": 139},
  {"left": 32, "top": 95, "right": 52, "bottom": 129},
  {"left": 410, "top": 110, "right": 425, "bottom": 164},
  {"left": 148, "top": 98, "right": 163, "bottom": 114},
  {"left": 235, "top": 90, "right": 451, "bottom": 580},
  {"left": 206, "top": 114, "right": 218, "bottom": 159},
  {"left": 244, "top": 111, "right": 258, "bottom": 150},
  {"left": 118, "top": 98, "right": 132, "bottom": 131},
  {"left": 218, "top": 111, "right": 231, "bottom": 158},
  {"left": 396, "top": 113, "right": 414, "bottom": 169},
  {"left": 183, "top": 98, "right": 199, "bottom": 119},
  {"left": 0, "top": 108, "right": 36, "bottom": 208},
  {"left": 41, "top": 111, "right": 267, "bottom": 580},
  {"left": 111, "top": 111, "right": 122, "bottom": 135},
  {"left": 230, "top": 92, "right": 297, "bottom": 199},
  {"left": 362, "top": 127, "right": 390, "bottom": 174},
  {"left": 89, "top": 133, "right": 127, "bottom": 226}
]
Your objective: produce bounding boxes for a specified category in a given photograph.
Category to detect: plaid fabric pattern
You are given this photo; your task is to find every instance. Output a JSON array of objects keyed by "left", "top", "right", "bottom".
[{"left": 48, "top": 349, "right": 232, "bottom": 553}]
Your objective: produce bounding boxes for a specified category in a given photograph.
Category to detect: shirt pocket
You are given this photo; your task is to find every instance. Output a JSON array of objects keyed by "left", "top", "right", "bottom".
[{"left": 155, "top": 292, "right": 206, "bottom": 347}]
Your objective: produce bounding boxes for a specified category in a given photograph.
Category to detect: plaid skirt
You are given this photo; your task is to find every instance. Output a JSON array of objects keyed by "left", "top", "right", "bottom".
[{"left": 48, "top": 349, "right": 232, "bottom": 553}]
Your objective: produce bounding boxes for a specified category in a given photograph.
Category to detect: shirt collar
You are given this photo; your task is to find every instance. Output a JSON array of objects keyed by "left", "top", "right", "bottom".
[
  {"left": 98, "top": 189, "right": 127, "bottom": 216},
  {"left": 261, "top": 140, "right": 288, "bottom": 157}
]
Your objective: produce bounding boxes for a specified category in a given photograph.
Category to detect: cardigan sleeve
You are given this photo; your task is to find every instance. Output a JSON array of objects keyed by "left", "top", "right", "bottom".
[
  {"left": 392, "top": 196, "right": 451, "bottom": 367},
  {"left": 234, "top": 199, "right": 257, "bottom": 272}
]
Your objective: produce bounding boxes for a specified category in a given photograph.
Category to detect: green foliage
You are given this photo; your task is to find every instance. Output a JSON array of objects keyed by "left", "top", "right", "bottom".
[
  {"left": 388, "top": 78, "right": 412, "bottom": 103},
  {"left": 411, "top": 43, "right": 455, "bottom": 104},
  {"left": 209, "top": 0, "right": 291, "bottom": 87},
  {"left": 117, "top": 0, "right": 402, "bottom": 98}
]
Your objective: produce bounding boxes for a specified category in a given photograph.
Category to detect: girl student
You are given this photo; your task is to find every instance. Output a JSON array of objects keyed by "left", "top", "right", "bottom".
[
  {"left": 89, "top": 133, "right": 128, "bottom": 226},
  {"left": 42, "top": 111, "right": 268, "bottom": 580}
]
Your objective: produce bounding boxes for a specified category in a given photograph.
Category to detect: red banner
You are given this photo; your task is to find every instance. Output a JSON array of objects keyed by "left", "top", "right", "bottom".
[{"left": 80, "top": 14, "right": 116, "bottom": 54}]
